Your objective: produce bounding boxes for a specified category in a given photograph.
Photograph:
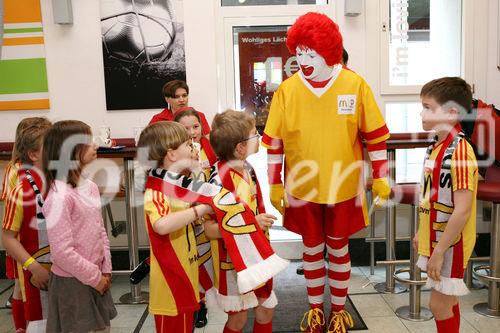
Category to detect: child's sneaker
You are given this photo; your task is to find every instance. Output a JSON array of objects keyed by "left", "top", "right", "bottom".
[
  {"left": 300, "top": 308, "right": 325, "bottom": 333},
  {"left": 327, "top": 309, "right": 353, "bottom": 333},
  {"left": 129, "top": 257, "right": 150, "bottom": 284}
]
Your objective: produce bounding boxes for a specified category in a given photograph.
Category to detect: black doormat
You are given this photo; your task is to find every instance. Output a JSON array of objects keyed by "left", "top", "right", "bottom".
[{"left": 242, "top": 262, "right": 367, "bottom": 332}]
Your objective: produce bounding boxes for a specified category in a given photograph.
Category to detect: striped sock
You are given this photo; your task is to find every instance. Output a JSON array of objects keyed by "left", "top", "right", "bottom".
[
  {"left": 326, "top": 237, "right": 351, "bottom": 312},
  {"left": 303, "top": 240, "right": 326, "bottom": 308}
]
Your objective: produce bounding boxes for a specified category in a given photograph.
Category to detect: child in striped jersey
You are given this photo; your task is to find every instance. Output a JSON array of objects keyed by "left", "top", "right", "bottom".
[
  {"left": 137, "top": 121, "right": 214, "bottom": 333},
  {"left": 175, "top": 108, "right": 218, "bottom": 328},
  {"left": 205, "top": 110, "right": 277, "bottom": 333},
  {"left": 2, "top": 117, "right": 51, "bottom": 333},
  {"left": 416, "top": 77, "right": 478, "bottom": 333}
]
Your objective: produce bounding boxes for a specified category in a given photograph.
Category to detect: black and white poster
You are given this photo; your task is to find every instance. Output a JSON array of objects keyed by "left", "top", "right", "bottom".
[{"left": 100, "top": 0, "right": 185, "bottom": 110}]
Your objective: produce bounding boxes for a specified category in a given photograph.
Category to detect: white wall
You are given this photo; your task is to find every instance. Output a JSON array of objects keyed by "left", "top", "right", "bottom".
[
  {"left": 0, "top": 0, "right": 219, "bottom": 141},
  {"left": 486, "top": 0, "right": 500, "bottom": 106}
]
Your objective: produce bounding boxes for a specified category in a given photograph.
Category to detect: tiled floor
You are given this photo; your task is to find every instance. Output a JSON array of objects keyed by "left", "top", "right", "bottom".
[{"left": 1, "top": 265, "right": 499, "bottom": 332}]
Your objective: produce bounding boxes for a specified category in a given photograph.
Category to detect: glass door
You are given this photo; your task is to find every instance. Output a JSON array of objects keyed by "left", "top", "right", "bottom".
[{"left": 232, "top": 25, "right": 293, "bottom": 132}]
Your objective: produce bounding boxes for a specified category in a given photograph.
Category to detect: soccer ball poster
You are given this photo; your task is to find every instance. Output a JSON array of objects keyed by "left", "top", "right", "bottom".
[
  {"left": 100, "top": 0, "right": 186, "bottom": 110},
  {"left": 0, "top": 0, "right": 50, "bottom": 111}
]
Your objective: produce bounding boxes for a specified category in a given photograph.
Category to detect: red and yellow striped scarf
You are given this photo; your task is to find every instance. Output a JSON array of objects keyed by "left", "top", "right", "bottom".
[{"left": 145, "top": 168, "right": 288, "bottom": 293}]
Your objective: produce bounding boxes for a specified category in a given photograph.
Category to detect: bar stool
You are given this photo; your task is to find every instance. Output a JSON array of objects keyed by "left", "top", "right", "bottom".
[
  {"left": 473, "top": 165, "right": 500, "bottom": 318},
  {"left": 389, "top": 184, "right": 433, "bottom": 321},
  {"left": 365, "top": 180, "right": 377, "bottom": 276},
  {"left": 373, "top": 151, "right": 407, "bottom": 294},
  {"left": 366, "top": 180, "right": 411, "bottom": 281},
  {"left": 464, "top": 256, "right": 488, "bottom": 290}
]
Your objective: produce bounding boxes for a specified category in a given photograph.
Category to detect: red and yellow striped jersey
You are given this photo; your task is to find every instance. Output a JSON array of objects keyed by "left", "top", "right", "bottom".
[
  {"left": 2, "top": 169, "right": 49, "bottom": 320},
  {"left": 418, "top": 138, "right": 478, "bottom": 267},
  {"left": 144, "top": 188, "right": 200, "bottom": 316},
  {"left": 1, "top": 161, "right": 20, "bottom": 201}
]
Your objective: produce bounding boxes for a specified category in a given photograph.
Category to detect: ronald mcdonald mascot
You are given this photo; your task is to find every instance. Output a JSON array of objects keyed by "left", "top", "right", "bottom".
[{"left": 262, "top": 12, "right": 391, "bottom": 333}]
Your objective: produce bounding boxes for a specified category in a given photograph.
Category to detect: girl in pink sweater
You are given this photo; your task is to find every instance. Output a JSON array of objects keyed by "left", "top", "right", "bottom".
[{"left": 42, "top": 120, "right": 117, "bottom": 333}]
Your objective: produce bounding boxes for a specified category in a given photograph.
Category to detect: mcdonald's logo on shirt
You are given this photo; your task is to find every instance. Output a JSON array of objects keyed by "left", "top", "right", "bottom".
[{"left": 337, "top": 95, "right": 356, "bottom": 114}]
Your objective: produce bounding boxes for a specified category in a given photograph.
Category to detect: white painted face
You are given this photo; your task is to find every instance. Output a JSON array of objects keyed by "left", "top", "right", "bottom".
[{"left": 295, "top": 46, "right": 333, "bottom": 81}]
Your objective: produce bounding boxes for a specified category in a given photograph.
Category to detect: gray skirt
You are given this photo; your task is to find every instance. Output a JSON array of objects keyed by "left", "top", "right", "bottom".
[{"left": 46, "top": 273, "right": 117, "bottom": 333}]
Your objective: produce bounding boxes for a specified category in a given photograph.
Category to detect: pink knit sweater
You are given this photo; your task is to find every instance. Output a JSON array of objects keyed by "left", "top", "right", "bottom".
[{"left": 43, "top": 179, "right": 112, "bottom": 288}]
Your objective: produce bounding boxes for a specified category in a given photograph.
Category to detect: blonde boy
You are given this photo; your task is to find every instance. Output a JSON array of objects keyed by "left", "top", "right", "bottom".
[
  {"left": 206, "top": 110, "right": 276, "bottom": 333},
  {"left": 138, "top": 121, "right": 213, "bottom": 333}
]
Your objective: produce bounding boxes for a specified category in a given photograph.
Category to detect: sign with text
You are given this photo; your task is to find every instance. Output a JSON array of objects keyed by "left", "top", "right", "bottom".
[{"left": 236, "top": 28, "right": 298, "bottom": 128}]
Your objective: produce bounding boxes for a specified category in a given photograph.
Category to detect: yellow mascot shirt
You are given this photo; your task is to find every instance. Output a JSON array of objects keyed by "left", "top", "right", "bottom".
[{"left": 263, "top": 69, "right": 389, "bottom": 204}]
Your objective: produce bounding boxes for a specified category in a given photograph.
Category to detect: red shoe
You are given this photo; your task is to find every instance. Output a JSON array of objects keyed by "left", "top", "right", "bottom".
[
  {"left": 327, "top": 310, "right": 353, "bottom": 333},
  {"left": 300, "top": 308, "right": 325, "bottom": 333}
]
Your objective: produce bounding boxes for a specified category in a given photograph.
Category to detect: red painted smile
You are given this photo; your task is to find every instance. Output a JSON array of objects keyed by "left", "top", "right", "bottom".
[{"left": 300, "top": 65, "right": 314, "bottom": 77}]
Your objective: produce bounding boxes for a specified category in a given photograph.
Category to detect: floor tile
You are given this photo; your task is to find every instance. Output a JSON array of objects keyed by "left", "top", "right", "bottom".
[
  {"left": 350, "top": 294, "right": 396, "bottom": 318},
  {"left": 0, "top": 279, "right": 14, "bottom": 292},
  {"left": 111, "top": 304, "right": 147, "bottom": 329},
  {"left": 381, "top": 290, "right": 431, "bottom": 313},
  {"left": 141, "top": 313, "right": 154, "bottom": 330},
  {"left": 462, "top": 310, "right": 500, "bottom": 333},
  {"left": 0, "top": 284, "right": 13, "bottom": 309},
  {"left": 348, "top": 266, "right": 374, "bottom": 294},
  {"left": 110, "top": 275, "right": 149, "bottom": 304},
  {"left": 458, "top": 288, "right": 490, "bottom": 313},
  {"left": 362, "top": 316, "right": 409, "bottom": 332},
  {"left": 401, "top": 315, "right": 478, "bottom": 333},
  {"left": 0, "top": 309, "right": 15, "bottom": 333}
]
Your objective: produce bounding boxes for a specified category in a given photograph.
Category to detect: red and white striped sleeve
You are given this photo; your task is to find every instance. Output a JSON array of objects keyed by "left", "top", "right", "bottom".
[{"left": 366, "top": 140, "right": 388, "bottom": 179}]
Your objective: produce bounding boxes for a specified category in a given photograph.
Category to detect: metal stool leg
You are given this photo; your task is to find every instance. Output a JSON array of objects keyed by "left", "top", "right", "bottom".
[
  {"left": 119, "top": 158, "right": 148, "bottom": 304},
  {"left": 474, "top": 202, "right": 500, "bottom": 317},
  {"left": 374, "top": 153, "right": 406, "bottom": 293},
  {"left": 395, "top": 204, "right": 432, "bottom": 321},
  {"left": 465, "top": 257, "right": 485, "bottom": 290},
  {"left": 367, "top": 191, "right": 376, "bottom": 276}
]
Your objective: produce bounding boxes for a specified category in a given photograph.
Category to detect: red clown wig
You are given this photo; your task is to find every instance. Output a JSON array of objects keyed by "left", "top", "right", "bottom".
[{"left": 286, "top": 12, "right": 343, "bottom": 66}]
